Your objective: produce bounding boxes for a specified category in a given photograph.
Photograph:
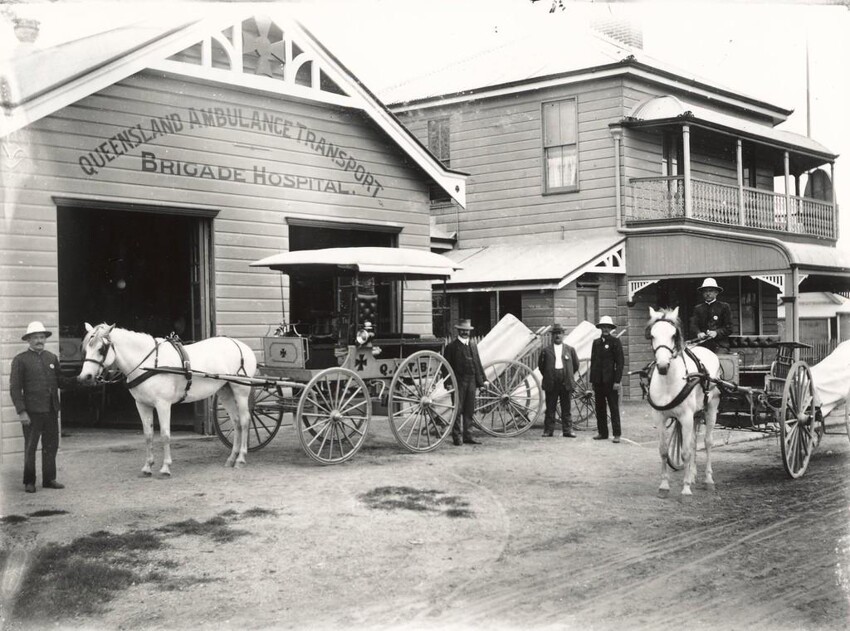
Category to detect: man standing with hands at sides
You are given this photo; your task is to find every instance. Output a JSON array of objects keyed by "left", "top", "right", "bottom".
[
  {"left": 538, "top": 323, "right": 579, "bottom": 438},
  {"left": 590, "top": 316, "right": 624, "bottom": 443},
  {"left": 689, "top": 277, "right": 733, "bottom": 353},
  {"left": 10, "top": 321, "right": 70, "bottom": 493},
  {"left": 443, "top": 318, "right": 488, "bottom": 446}
]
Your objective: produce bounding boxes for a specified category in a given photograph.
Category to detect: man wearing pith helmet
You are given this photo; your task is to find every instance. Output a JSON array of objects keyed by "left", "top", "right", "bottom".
[
  {"left": 590, "top": 316, "right": 624, "bottom": 443},
  {"left": 443, "top": 318, "right": 488, "bottom": 446},
  {"left": 9, "top": 321, "right": 71, "bottom": 493},
  {"left": 689, "top": 277, "right": 733, "bottom": 353}
]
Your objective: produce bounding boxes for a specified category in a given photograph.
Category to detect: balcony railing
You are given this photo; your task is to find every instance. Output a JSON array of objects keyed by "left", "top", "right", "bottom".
[{"left": 627, "top": 176, "right": 837, "bottom": 240}]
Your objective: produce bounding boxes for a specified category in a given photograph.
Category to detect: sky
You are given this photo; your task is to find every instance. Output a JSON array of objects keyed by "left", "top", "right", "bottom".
[{"left": 3, "top": 0, "right": 849, "bottom": 243}]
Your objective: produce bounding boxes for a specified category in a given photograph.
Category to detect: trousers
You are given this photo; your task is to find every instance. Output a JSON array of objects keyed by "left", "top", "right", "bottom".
[
  {"left": 544, "top": 369, "right": 573, "bottom": 433},
  {"left": 23, "top": 409, "right": 59, "bottom": 486},
  {"left": 593, "top": 384, "right": 621, "bottom": 438},
  {"left": 452, "top": 376, "right": 478, "bottom": 439}
]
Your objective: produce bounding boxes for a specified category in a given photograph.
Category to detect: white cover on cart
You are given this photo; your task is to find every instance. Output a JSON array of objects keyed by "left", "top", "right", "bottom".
[
  {"left": 810, "top": 339, "right": 850, "bottom": 418},
  {"left": 477, "top": 315, "right": 600, "bottom": 381}
]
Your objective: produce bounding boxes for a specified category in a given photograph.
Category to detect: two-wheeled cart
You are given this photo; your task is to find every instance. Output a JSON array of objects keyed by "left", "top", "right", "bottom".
[{"left": 635, "top": 340, "right": 850, "bottom": 478}]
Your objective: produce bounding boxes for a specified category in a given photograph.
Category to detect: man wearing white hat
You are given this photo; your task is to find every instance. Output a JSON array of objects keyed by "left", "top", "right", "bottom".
[
  {"left": 689, "top": 278, "right": 733, "bottom": 353},
  {"left": 590, "top": 316, "right": 624, "bottom": 442},
  {"left": 10, "top": 321, "right": 69, "bottom": 493}
]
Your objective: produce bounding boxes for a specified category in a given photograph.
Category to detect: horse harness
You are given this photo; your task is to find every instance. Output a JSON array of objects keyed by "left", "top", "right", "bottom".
[
  {"left": 89, "top": 331, "right": 249, "bottom": 405},
  {"left": 647, "top": 317, "right": 714, "bottom": 412}
]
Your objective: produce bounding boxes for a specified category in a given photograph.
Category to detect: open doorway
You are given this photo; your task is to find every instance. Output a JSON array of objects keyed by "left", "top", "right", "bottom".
[{"left": 56, "top": 205, "right": 212, "bottom": 431}]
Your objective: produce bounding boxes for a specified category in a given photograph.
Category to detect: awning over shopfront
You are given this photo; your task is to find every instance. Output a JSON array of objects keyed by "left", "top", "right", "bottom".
[
  {"left": 626, "top": 227, "right": 850, "bottom": 295},
  {"left": 439, "top": 229, "right": 625, "bottom": 292}
]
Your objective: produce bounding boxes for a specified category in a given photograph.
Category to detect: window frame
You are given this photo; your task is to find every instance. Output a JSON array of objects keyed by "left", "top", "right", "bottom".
[
  {"left": 542, "top": 97, "right": 580, "bottom": 195},
  {"left": 576, "top": 285, "right": 599, "bottom": 327},
  {"left": 739, "top": 276, "right": 762, "bottom": 336}
]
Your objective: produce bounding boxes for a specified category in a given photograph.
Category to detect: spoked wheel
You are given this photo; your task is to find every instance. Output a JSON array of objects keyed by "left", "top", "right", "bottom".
[
  {"left": 213, "top": 384, "right": 285, "bottom": 452},
  {"left": 296, "top": 368, "right": 371, "bottom": 465},
  {"left": 664, "top": 417, "right": 684, "bottom": 471},
  {"left": 474, "top": 360, "right": 542, "bottom": 437},
  {"left": 388, "top": 351, "right": 458, "bottom": 452},
  {"left": 779, "top": 360, "right": 819, "bottom": 479},
  {"left": 572, "top": 367, "right": 596, "bottom": 429}
]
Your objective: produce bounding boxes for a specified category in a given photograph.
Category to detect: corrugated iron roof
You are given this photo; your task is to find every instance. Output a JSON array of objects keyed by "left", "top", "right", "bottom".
[{"left": 441, "top": 228, "right": 624, "bottom": 291}]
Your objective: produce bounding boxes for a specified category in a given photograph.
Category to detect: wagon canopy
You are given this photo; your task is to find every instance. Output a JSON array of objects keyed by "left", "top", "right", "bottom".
[{"left": 250, "top": 247, "right": 462, "bottom": 280}]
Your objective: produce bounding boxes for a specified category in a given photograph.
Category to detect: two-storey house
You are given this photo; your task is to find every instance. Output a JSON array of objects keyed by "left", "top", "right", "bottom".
[{"left": 387, "top": 21, "right": 848, "bottom": 398}]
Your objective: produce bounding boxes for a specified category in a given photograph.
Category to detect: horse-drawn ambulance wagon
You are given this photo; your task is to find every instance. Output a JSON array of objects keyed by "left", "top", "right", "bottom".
[{"left": 211, "top": 247, "right": 545, "bottom": 464}]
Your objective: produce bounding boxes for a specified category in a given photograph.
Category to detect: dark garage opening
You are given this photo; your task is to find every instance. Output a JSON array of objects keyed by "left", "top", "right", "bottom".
[{"left": 57, "top": 206, "right": 204, "bottom": 430}]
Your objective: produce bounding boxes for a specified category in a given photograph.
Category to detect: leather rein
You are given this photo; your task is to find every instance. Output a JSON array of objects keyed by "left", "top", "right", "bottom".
[{"left": 647, "top": 318, "right": 713, "bottom": 412}]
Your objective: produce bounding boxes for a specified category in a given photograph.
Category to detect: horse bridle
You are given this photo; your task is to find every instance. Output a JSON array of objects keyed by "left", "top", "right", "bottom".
[
  {"left": 83, "top": 333, "right": 114, "bottom": 379},
  {"left": 83, "top": 330, "right": 160, "bottom": 384},
  {"left": 650, "top": 318, "right": 682, "bottom": 358}
]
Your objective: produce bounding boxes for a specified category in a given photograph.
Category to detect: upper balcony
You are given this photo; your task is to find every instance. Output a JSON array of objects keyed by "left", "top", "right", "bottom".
[
  {"left": 627, "top": 176, "right": 838, "bottom": 241},
  {"left": 615, "top": 94, "right": 839, "bottom": 244}
]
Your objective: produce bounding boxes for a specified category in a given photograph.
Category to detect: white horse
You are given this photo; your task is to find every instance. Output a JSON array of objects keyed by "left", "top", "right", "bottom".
[
  {"left": 646, "top": 307, "right": 721, "bottom": 500},
  {"left": 78, "top": 323, "right": 257, "bottom": 475}
]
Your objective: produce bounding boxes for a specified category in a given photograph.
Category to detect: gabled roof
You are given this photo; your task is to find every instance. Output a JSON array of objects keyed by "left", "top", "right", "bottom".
[
  {"left": 383, "top": 19, "right": 792, "bottom": 126},
  {"left": 0, "top": 6, "right": 466, "bottom": 206}
]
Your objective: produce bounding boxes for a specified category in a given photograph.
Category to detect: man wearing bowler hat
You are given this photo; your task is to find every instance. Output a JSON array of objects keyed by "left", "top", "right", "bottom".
[
  {"left": 443, "top": 318, "right": 488, "bottom": 446},
  {"left": 10, "top": 321, "right": 71, "bottom": 493},
  {"left": 590, "top": 316, "right": 624, "bottom": 442},
  {"left": 538, "top": 323, "right": 580, "bottom": 437},
  {"left": 689, "top": 277, "right": 733, "bottom": 353}
]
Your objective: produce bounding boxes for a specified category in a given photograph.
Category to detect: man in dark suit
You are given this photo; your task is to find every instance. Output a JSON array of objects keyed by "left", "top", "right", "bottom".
[
  {"left": 538, "top": 323, "right": 580, "bottom": 438},
  {"left": 689, "top": 277, "right": 733, "bottom": 353},
  {"left": 10, "top": 321, "right": 71, "bottom": 493},
  {"left": 443, "top": 318, "right": 488, "bottom": 446},
  {"left": 590, "top": 316, "right": 625, "bottom": 443}
]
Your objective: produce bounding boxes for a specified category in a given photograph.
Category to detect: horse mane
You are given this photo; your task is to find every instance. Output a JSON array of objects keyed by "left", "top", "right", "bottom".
[
  {"left": 82, "top": 323, "right": 145, "bottom": 348},
  {"left": 645, "top": 308, "right": 684, "bottom": 351}
]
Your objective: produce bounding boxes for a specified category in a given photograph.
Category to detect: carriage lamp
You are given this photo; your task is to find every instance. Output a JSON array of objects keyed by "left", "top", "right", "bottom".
[{"left": 356, "top": 321, "right": 375, "bottom": 346}]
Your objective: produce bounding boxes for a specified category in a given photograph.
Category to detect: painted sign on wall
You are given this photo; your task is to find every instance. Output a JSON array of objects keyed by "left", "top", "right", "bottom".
[{"left": 76, "top": 106, "right": 385, "bottom": 198}]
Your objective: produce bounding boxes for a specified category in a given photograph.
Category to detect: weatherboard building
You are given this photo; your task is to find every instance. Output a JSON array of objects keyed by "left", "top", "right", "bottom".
[{"left": 0, "top": 10, "right": 465, "bottom": 460}]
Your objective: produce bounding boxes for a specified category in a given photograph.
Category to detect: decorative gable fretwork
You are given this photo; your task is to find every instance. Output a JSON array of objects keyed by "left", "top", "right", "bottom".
[
  {"left": 751, "top": 274, "right": 808, "bottom": 296},
  {"left": 558, "top": 242, "right": 625, "bottom": 289},
  {"left": 628, "top": 280, "right": 659, "bottom": 302},
  {"left": 152, "top": 15, "right": 354, "bottom": 108}
]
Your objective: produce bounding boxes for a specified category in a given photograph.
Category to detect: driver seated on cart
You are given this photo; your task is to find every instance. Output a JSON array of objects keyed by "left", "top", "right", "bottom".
[
  {"left": 689, "top": 277, "right": 733, "bottom": 353},
  {"left": 443, "top": 318, "right": 488, "bottom": 446}
]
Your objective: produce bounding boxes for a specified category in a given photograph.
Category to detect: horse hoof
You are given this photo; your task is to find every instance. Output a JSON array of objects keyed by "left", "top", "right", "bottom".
[
  {"left": 679, "top": 494, "right": 693, "bottom": 504},
  {"left": 705, "top": 482, "right": 716, "bottom": 492},
  {"left": 234, "top": 461, "right": 246, "bottom": 469},
  {"left": 657, "top": 488, "right": 669, "bottom": 499},
  {"left": 160, "top": 471, "right": 172, "bottom": 477},
  {"left": 142, "top": 471, "right": 153, "bottom": 477}
]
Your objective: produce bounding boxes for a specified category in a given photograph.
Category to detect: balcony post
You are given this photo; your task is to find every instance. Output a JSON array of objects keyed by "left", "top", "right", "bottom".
[
  {"left": 831, "top": 161, "right": 838, "bottom": 240},
  {"left": 683, "top": 125, "right": 692, "bottom": 218},
  {"left": 736, "top": 139, "right": 745, "bottom": 225},
  {"left": 610, "top": 125, "right": 623, "bottom": 229},
  {"left": 784, "top": 151, "right": 791, "bottom": 232}
]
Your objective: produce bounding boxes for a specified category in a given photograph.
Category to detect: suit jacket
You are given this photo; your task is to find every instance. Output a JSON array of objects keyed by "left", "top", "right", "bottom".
[
  {"left": 537, "top": 343, "right": 580, "bottom": 392},
  {"left": 10, "top": 349, "right": 66, "bottom": 414},
  {"left": 589, "top": 335, "right": 624, "bottom": 385},
  {"left": 689, "top": 300, "right": 733, "bottom": 342},
  {"left": 443, "top": 338, "right": 486, "bottom": 387}
]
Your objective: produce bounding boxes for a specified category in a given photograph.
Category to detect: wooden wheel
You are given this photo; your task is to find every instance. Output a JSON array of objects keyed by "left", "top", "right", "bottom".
[
  {"left": 213, "top": 384, "right": 285, "bottom": 452},
  {"left": 664, "top": 417, "right": 684, "bottom": 471},
  {"left": 296, "top": 368, "right": 371, "bottom": 465},
  {"left": 572, "top": 365, "right": 596, "bottom": 428},
  {"left": 388, "top": 351, "right": 458, "bottom": 452},
  {"left": 779, "top": 361, "right": 818, "bottom": 479},
  {"left": 474, "top": 360, "right": 542, "bottom": 437}
]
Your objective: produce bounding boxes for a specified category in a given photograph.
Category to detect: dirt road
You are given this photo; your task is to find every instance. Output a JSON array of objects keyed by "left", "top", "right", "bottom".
[{"left": 2, "top": 403, "right": 849, "bottom": 630}]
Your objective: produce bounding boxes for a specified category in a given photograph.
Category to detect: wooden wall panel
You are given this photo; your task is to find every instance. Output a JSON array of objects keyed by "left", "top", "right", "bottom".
[
  {"left": 0, "top": 70, "right": 437, "bottom": 459},
  {"left": 396, "top": 76, "right": 627, "bottom": 247}
]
